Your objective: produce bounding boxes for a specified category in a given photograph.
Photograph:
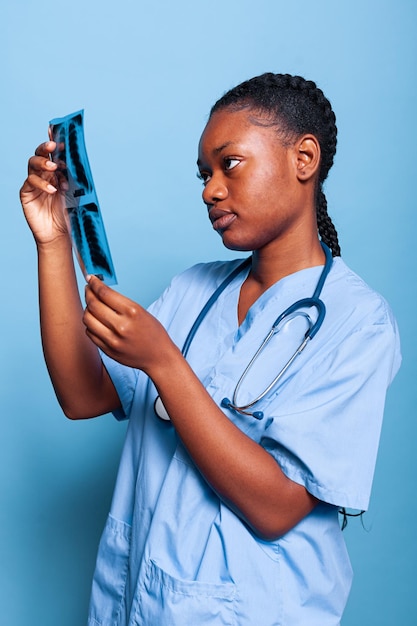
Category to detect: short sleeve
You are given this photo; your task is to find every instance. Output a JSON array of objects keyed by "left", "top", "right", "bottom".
[
  {"left": 260, "top": 317, "right": 401, "bottom": 511},
  {"left": 100, "top": 352, "right": 139, "bottom": 421}
]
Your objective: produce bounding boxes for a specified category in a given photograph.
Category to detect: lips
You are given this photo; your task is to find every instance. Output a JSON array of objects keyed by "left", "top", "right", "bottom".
[{"left": 208, "top": 208, "right": 237, "bottom": 232}]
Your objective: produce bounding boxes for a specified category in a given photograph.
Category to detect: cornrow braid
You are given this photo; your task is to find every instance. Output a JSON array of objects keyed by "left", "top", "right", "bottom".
[
  {"left": 210, "top": 73, "right": 341, "bottom": 257},
  {"left": 317, "top": 190, "right": 341, "bottom": 257}
]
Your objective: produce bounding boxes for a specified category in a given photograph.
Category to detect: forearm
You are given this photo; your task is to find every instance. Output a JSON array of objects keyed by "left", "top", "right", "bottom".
[
  {"left": 38, "top": 238, "right": 119, "bottom": 418},
  {"left": 151, "top": 348, "right": 317, "bottom": 539}
]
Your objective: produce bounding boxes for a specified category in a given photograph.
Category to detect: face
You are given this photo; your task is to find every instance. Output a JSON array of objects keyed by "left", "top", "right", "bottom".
[{"left": 197, "top": 108, "right": 312, "bottom": 254}]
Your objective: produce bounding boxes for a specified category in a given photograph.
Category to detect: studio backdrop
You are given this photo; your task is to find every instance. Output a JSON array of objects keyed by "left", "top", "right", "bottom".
[{"left": 1, "top": 1, "right": 415, "bottom": 624}]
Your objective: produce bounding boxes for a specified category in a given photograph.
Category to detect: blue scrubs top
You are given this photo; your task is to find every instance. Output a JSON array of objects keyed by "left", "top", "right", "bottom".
[{"left": 87, "top": 257, "right": 401, "bottom": 626}]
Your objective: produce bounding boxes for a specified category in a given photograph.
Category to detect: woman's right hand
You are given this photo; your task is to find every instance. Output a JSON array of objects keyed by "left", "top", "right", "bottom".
[{"left": 20, "top": 140, "right": 70, "bottom": 245}]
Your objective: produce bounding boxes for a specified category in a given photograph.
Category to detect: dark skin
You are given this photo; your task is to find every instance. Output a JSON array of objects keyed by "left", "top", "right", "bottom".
[{"left": 20, "top": 108, "right": 323, "bottom": 540}]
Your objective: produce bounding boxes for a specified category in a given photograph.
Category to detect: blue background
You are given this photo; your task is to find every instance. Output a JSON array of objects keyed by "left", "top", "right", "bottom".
[{"left": 1, "top": 1, "right": 415, "bottom": 624}]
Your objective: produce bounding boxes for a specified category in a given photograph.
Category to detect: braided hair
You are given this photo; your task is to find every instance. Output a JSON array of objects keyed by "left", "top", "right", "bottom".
[{"left": 210, "top": 73, "right": 341, "bottom": 257}]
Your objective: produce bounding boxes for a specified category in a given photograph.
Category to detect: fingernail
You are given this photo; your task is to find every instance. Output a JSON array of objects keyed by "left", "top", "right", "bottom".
[{"left": 47, "top": 184, "right": 57, "bottom": 192}]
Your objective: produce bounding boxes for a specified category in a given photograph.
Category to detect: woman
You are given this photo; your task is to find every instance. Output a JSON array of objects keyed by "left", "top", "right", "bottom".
[{"left": 20, "top": 73, "right": 401, "bottom": 625}]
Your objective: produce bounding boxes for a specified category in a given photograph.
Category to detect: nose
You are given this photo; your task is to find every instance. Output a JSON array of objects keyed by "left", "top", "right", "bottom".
[{"left": 202, "top": 176, "right": 228, "bottom": 207}]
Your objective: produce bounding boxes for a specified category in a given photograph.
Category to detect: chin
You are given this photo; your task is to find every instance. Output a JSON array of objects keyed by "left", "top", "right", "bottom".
[
  {"left": 221, "top": 236, "right": 257, "bottom": 253},
  {"left": 223, "top": 242, "right": 253, "bottom": 253},
  {"left": 219, "top": 232, "right": 251, "bottom": 252}
]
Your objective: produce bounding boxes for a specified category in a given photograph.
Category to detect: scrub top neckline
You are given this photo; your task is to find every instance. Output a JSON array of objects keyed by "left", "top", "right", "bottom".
[{"left": 235, "top": 260, "right": 330, "bottom": 334}]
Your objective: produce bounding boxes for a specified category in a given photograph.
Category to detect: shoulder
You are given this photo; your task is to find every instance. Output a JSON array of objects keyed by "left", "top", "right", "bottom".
[
  {"left": 321, "top": 257, "right": 401, "bottom": 382},
  {"left": 326, "top": 257, "right": 397, "bottom": 328}
]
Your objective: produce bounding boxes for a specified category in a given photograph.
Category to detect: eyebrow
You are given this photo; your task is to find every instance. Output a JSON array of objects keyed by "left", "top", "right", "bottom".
[
  {"left": 197, "top": 141, "right": 235, "bottom": 167},
  {"left": 213, "top": 141, "right": 234, "bottom": 155}
]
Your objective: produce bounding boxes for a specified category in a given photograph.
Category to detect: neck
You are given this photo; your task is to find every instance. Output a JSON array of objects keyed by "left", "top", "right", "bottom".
[
  {"left": 250, "top": 235, "right": 325, "bottom": 289},
  {"left": 237, "top": 234, "right": 325, "bottom": 326}
]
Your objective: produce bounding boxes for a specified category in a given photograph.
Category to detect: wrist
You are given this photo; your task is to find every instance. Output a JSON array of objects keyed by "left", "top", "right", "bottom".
[
  {"left": 37, "top": 235, "right": 78, "bottom": 283},
  {"left": 36, "top": 233, "right": 72, "bottom": 254},
  {"left": 147, "top": 341, "right": 186, "bottom": 386}
]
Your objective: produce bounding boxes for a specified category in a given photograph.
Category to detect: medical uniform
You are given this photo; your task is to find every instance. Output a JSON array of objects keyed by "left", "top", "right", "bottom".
[{"left": 87, "top": 257, "right": 401, "bottom": 626}]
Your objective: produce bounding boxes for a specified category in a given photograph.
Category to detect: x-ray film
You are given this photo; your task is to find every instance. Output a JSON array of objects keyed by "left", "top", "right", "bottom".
[{"left": 49, "top": 110, "right": 117, "bottom": 285}]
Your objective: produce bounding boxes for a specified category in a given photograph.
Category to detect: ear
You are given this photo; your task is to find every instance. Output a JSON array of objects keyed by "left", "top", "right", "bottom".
[{"left": 293, "top": 134, "right": 321, "bottom": 182}]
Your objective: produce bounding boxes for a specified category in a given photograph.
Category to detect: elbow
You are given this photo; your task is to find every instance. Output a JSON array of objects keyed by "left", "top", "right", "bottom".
[
  {"left": 244, "top": 502, "right": 318, "bottom": 541},
  {"left": 59, "top": 397, "right": 117, "bottom": 420},
  {"left": 58, "top": 397, "right": 100, "bottom": 420},
  {"left": 248, "top": 519, "right": 288, "bottom": 542},
  {"left": 65, "top": 411, "right": 90, "bottom": 421},
  {"left": 62, "top": 405, "right": 94, "bottom": 420},
  {"left": 228, "top": 504, "right": 294, "bottom": 541},
  {"left": 221, "top": 496, "right": 298, "bottom": 541}
]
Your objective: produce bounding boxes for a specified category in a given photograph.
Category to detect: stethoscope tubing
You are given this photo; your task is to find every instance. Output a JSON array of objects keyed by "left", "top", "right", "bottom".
[
  {"left": 182, "top": 257, "right": 252, "bottom": 359},
  {"left": 223, "top": 244, "right": 332, "bottom": 418},
  {"left": 154, "top": 243, "right": 333, "bottom": 422},
  {"left": 229, "top": 325, "right": 312, "bottom": 415}
]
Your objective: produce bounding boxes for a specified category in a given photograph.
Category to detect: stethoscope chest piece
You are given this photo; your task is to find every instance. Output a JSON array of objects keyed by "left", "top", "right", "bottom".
[{"left": 154, "top": 396, "right": 171, "bottom": 421}]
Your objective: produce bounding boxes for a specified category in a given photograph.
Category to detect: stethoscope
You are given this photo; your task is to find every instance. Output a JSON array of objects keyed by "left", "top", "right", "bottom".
[{"left": 154, "top": 242, "right": 333, "bottom": 422}]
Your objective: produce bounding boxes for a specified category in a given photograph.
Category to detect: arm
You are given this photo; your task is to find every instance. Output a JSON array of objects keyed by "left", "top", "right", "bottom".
[
  {"left": 20, "top": 141, "right": 120, "bottom": 419},
  {"left": 83, "top": 275, "right": 318, "bottom": 539}
]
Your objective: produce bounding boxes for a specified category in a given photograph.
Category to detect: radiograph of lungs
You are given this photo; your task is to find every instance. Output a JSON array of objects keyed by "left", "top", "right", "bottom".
[{"left": 49, "top": 111, "right": 117, "bottom": 285}]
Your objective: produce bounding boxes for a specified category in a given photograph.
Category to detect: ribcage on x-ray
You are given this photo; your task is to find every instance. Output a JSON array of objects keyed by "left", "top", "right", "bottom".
[
  {"left": 68, "top": 116, "right": 92, "bottom": 192},
  {"left": 49, "top": 110, "right": 117, "bottom": 285},
  {"left": 68, "top": 204, "right": 113, "bottom": 278}
]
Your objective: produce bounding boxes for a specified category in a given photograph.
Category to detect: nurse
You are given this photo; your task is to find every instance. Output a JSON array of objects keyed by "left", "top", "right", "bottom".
[{"left": 20, "top": 73, "right": 401, "bottom": 625}]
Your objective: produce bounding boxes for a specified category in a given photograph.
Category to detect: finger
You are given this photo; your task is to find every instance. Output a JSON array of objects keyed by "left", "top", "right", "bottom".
[
  {"left": 86, "top": 276, "right": 127, "bottom": 313},
  {"left": 83, "top": 307, "right": 123, "bottom": 358},
  {"left": 24, "top": 152, "right": 58, "bottom": 194},
  {"left": 34, "top": 140, "right": 56, "bottom": 158},
  {"left": 83, "top": 320, "right": 109, "bottom": 353},
  {"left": 23, "top": 172, "right": 57, "bottom": 195},
  {"left": 27, "top": 154, "right": 57, "bottom": 177},
  {"left": 83, "top": 305, "right": 111, "bottom": 338},
  {"left": 84, "top": 286, "right": 118, "bottom": 329}
]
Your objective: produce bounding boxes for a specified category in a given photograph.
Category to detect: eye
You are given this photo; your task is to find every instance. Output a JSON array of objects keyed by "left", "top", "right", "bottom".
[
  {"left": 224, "top": 157, "right": 240, "bottom": 171},
  {"left": 197, "top": 170, "right": 211, "bottom": 186}
]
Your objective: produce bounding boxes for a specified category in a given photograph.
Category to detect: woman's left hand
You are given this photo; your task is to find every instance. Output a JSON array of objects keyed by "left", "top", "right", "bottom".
[{"left": 83, "top": 275, "right": 176, "bottom": 373}]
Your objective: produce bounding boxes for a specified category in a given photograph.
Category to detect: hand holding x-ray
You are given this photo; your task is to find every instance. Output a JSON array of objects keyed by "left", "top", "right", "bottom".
[{"left": 49, "top": 111, "right": 117, "bottom": 285}]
